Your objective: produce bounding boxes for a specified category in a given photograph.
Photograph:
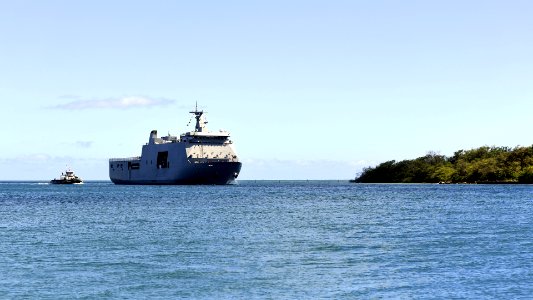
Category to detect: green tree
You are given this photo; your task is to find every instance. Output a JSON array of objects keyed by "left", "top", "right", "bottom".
[{"left": 354, "top": 145, "right": 533, "bottom": 183}]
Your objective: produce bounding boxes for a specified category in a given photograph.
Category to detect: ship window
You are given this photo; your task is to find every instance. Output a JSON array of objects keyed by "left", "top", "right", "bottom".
[{"left": 157, "top": 151, "right": 169, "bottom": 168}]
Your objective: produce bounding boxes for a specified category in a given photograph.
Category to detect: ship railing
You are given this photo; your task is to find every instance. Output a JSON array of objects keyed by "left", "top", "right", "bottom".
[
  {"left": 188, "top": 158, "right": 238, "bottom": 164},
  {"left": 109, "top": 156, "right": 141, "bottom": 162}
]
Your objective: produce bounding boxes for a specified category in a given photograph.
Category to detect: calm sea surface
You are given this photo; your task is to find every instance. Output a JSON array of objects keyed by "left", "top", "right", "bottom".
[{"left": 0, "top": 181, "right": 531, "bottom": 299}]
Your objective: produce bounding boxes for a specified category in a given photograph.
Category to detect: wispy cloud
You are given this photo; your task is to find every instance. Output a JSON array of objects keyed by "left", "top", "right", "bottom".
[
  {"left": 74, "top": 141, "right": 93, "bottom": 148},
  {"left": 240, "top": 158, "right": 371, "bottom": 180},
  {"left": 50, "top": 96, "right": 175, "bottom": 110},
  {"left": 3, "top": 153, "right": 53, "bottom": 163},
  {"left": 0, "top": 154, "right": 109, "bottom": 180}
]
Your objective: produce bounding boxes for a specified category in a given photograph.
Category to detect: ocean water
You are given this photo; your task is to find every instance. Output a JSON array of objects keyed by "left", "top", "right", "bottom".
[{"left": 0, "top": 181, "right": 531, "bottom": 299}]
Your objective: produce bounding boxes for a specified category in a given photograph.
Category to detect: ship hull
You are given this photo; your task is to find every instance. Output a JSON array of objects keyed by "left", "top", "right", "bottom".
[
  {"left": 110, "top": 161, "right": 242, "bottom": 185},
  {"left": 50, "top": 179, "right": 83, "bottom": 184}
]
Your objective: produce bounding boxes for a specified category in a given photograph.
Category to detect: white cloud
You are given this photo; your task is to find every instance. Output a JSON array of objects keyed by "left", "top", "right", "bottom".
[{"left": 50, "top": 96, "right": 175, "bottom": 110}]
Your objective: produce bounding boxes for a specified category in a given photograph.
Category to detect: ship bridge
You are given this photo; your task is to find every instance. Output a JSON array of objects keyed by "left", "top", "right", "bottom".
[{"left": 180, "top": 104, "right": 232, "bottom": 144}]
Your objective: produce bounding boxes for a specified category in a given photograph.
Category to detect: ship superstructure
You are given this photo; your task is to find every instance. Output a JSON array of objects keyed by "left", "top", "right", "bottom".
[{"left": 109, "top": 105, "right": 241, "bottom": 185}]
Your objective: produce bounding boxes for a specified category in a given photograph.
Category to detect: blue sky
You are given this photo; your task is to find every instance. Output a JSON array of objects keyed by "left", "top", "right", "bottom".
[{"left": 1, "top": 1, "right": 532, "bottom": 180}]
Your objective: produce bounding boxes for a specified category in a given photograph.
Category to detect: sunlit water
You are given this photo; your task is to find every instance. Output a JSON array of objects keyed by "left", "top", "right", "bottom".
[{"left": 0, "top": 181, "right": 531, "bottom": 298}]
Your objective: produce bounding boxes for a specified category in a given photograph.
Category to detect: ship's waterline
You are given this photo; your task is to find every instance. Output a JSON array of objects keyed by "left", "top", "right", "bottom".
[{"left": 109, "top": 105, "right": 241, "bottom": 185}]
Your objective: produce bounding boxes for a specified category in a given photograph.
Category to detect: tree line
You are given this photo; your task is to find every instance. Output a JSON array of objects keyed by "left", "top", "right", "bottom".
[{"left": 354, "top": 146, "right": 533, "bottom": 183}]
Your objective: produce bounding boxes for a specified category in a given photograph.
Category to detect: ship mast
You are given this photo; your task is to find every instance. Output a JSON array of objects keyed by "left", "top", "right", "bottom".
[{"left": 190, "top": 102, "right": 208, "bottom": 132}]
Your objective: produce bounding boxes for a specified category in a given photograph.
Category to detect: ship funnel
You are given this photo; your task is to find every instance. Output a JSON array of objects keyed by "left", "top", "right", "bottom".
[{"left": 149, "top": 130, "right": 158, "bottom": 144}]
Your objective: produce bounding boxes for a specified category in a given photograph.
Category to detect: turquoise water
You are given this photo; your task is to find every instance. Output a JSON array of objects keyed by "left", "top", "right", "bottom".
[{"left": 0, "top": 181, "right": 531, "bottom": 298}]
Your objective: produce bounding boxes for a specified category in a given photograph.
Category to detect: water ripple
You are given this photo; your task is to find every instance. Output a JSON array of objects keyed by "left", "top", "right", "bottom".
[{"left": 0, "top": 181, "right": 531, "bottom": 298}]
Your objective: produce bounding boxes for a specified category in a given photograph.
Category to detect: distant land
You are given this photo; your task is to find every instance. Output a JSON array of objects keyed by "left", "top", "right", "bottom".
[{"left": 354, "top": 146, "right": 533, "bottom": 184}]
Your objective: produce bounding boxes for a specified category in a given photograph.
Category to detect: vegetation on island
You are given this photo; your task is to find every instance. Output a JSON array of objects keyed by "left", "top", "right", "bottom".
[{"left": 354, "top": 146, "right": 533, "bottom": 184}]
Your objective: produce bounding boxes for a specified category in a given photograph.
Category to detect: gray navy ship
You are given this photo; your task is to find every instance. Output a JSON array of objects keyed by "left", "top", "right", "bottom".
[{"left": 109, "top": 105, "right": 242, "bottom": 185}]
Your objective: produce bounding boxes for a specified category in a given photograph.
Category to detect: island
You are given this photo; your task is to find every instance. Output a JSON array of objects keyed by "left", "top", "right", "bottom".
[{"left": 353, "top": 146, "right": 533, "bottom": 184}]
